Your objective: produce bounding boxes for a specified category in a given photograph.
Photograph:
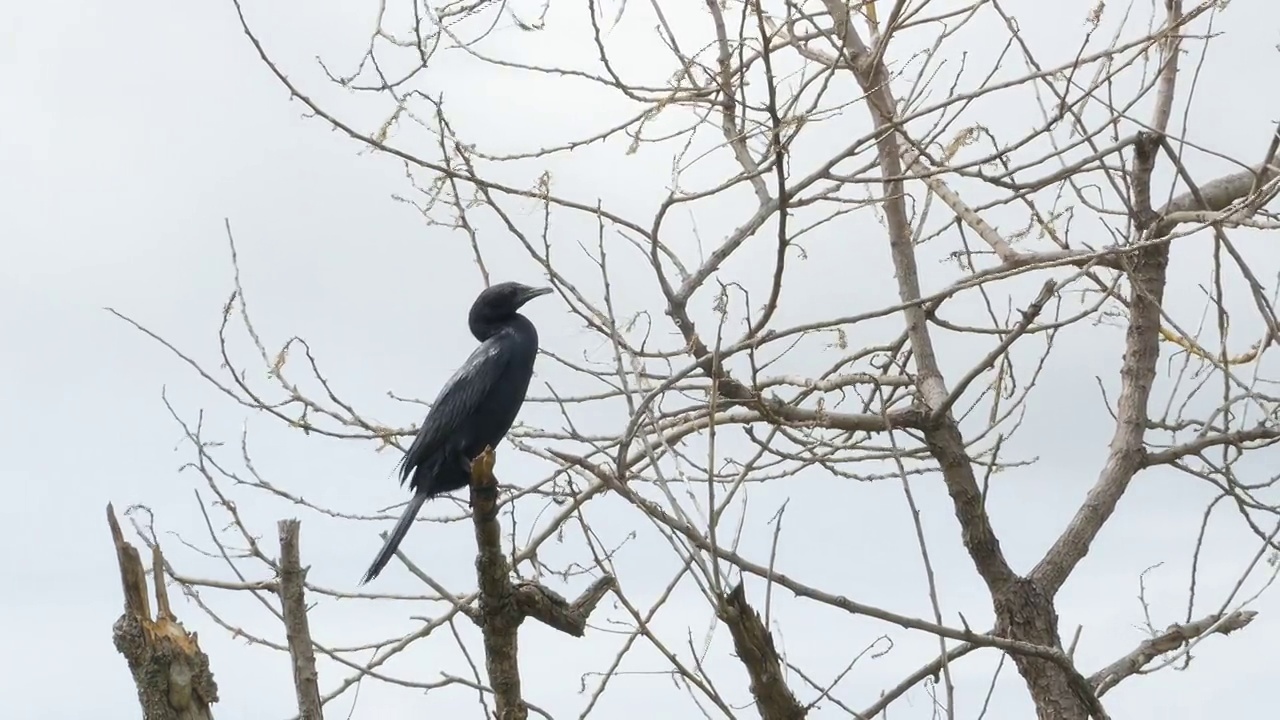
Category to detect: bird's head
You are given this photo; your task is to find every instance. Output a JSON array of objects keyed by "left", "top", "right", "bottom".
[{"left": 470, "top": 281, "right": 554, "bottom": 325}]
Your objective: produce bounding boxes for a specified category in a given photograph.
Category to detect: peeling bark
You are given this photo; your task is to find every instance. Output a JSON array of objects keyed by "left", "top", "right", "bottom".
[{"left": 107, "top": 504, "right": 219, "bottom": 720}]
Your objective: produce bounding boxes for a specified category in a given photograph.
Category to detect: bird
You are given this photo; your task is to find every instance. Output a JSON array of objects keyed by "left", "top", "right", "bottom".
[{"left": 360, "top": 281, "right": 553, "bottom": 584}]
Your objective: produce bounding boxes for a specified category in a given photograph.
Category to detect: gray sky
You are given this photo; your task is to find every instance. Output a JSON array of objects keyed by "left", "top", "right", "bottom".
[{"left": 3, "top": 1, "right": 1278, "bottom": 718}]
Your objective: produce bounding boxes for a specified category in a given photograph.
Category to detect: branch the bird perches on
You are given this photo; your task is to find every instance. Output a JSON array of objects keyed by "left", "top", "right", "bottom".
[{"left": 467, "top": 446, "right": 615, "bottom": 719}]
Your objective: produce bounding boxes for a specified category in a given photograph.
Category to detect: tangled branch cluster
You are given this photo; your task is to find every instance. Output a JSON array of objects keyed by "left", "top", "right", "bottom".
[{"left": 110, "top": 1, "right": 1280, "bottom": 719}]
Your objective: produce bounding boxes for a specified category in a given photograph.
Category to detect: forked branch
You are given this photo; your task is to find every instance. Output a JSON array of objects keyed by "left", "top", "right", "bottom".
[{"left": 468, "top": 447, "right": 615, "bottom": 719}]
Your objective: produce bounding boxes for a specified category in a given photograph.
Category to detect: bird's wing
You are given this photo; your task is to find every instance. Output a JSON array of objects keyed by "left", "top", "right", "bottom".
[{"left": 396, "top": 338, "right": 510, "bottom": 484}]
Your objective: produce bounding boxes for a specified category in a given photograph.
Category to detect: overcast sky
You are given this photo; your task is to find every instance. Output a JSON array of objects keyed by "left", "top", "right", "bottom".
[{"left": 3, "top": 1, "right": 1279, "bottom": 719}]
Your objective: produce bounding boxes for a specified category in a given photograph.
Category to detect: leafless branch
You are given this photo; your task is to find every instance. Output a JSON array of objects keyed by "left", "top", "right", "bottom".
[
  {"left": 277, "top": 520, "right": 324, "bottom": 720},
  {"left": 1090, "top": 610, "right": 1257, "bottom": 696}
]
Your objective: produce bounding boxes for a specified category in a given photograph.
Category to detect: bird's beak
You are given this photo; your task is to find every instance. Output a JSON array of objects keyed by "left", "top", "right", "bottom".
[{"left": 518, "top": 286, "right": 554, "bottom": 305}]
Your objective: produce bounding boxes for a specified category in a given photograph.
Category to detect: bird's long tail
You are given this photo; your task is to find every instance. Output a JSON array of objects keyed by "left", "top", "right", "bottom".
[{"left": 361, "top": 492, "right": 429, "bottom": 584}]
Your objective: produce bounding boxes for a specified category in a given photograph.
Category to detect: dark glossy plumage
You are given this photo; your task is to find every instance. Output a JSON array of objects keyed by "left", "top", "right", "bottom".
[{"left": 360, "top": 281, "right": 552, "bottom": 584}]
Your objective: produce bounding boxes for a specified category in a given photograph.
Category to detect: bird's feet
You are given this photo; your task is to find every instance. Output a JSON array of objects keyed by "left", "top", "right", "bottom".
[{"left": 467, "top": 446, "right": 499, "bottom": 507}]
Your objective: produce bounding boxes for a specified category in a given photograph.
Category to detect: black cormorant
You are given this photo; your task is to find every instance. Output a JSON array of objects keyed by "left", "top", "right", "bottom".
[{"left": 361, "top": 281, "right": 553, "bottom": 584}]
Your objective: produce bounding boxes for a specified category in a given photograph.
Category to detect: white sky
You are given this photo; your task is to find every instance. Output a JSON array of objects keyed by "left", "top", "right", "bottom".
[{"left": 3, "top": 1, "right": 1279, "bottom": 718}]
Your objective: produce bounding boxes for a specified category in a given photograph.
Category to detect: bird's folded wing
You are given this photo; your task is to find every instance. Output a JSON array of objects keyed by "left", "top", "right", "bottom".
[{"left": 396, "top": 338, "right": 510, "bottom": 484}]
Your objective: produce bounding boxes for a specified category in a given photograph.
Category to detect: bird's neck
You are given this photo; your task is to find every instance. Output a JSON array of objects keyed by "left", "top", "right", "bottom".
[{"left": 469, "top": 312, "right": 533, "bottom": 342}]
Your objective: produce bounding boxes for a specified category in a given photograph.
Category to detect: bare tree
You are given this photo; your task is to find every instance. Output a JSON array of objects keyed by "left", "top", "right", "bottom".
[{"left": 111, "top": 1, "right": 1279, "bottom": 718}]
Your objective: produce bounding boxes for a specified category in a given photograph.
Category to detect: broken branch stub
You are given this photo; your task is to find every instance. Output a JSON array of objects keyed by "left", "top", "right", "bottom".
[
  {"left": 720, "top": 582, "right": 807, "bottom": 720},
  {"left": 107, "top": 503, "right": 219, "bottom": 720},
  {"left": 277, "top": 519, "right": 323, "bottom": 720}
]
